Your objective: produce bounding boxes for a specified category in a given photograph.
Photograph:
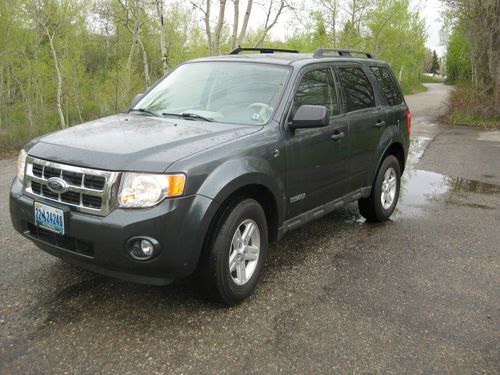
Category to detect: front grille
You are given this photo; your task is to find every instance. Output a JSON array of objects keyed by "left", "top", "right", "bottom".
[
  {"left": 27, "top": 223, "right": 94, "bottom": 257},
  {"left": 84, "top": 175, "right": 105, "bottom": 190},
  {"left": 24, "top": 156, "right": 120, "bottom": 216}
]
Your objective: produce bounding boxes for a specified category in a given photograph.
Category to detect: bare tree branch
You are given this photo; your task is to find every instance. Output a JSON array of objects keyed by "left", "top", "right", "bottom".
[{"left": 254, "top": 0, "right": 288, "bottom": 47}]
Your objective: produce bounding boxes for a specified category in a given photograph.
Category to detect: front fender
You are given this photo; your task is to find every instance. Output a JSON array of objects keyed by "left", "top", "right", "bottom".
[{"left": 197, "top": 157, "right": 285, "bottom": 221}]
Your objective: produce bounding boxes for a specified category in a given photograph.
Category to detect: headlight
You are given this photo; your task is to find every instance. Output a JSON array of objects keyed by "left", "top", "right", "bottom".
[
  {"left": 118, "top": 173, "right": 186, "bottom": 208},
  {"left": 17, "top": 149, "right": 27, "bottom": 182}
]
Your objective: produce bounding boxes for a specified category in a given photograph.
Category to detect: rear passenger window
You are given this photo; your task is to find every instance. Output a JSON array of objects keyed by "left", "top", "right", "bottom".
[
  {"left": 294, "top": 68, "right": 338, "bottom": 116},
  {"left": 337, "top": 66, "right": 375, "bottom": 112},
  {"left": 370, "top": 66, "right": 403, "bottom": 106}
]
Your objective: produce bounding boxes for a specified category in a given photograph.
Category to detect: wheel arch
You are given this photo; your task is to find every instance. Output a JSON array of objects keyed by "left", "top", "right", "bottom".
[
  {"left": 193, "top": 182, "right": 281, "bottom": 278},
  {"left": 377, "top": 141, "right": 406, "bottom": 175},
  {"left": 208, "top": 183, "right": 281, "bottom": 245}
]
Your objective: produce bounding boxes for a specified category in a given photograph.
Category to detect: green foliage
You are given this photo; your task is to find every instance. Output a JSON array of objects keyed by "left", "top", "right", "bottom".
[
  {"left": 0, "top": 0, "right": 202, "bottom": 151},
  {"left": 431, "top": 50, "right": 440, "bottom": 73},
  {"left": 445, "top": 82, "right": 499, "bottom": 127},
  {"left": 0, "top": 0, "right": 431, "bottom": 152},
  {"left": 446, "top": 21, "right": 471, "bottom": 82},
  {"left": 365, "top": 0, "right": 427, "bottom": 94},
  {"left": 420, "top": 74, "right": 445, "bottom": 83},
  {"left": 337, "top": 21, "right": 364, "bottom": 49}
]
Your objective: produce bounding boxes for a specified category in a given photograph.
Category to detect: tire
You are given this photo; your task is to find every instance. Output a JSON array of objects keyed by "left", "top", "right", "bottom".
[
  {"left": 358, "top": 155, "right": 401, "bottom": 222},
  {"left": 198, "top": 198, "right": 268, "bottom": 305}
]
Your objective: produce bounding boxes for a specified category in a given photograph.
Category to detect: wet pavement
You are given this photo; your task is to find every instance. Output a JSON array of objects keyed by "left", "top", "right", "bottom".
[{"left": 0, "top": 83, "right": 499, "bottom": 374}]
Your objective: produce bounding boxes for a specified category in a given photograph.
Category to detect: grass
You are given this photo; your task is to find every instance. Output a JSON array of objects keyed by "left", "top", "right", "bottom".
[
  {"left": 442, "top": 82, "right": 500, "bottom": 128},
  {"left": 448, "top": 114, "right": 500, "bottom": 127},
  {"left": 402, "top": 82, "right": 427, "bottom": 95},
  {"left": 420, "top": 74, "right": 446, "bottom": 83}
]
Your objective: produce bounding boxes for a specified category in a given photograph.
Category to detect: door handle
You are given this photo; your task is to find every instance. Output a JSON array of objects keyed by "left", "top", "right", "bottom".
[
  {"left": 330, "top": 131, "right": 345, "bottom": 141},
  {"left": 374, "top": 120, "right": 386, "bottom": 128}
]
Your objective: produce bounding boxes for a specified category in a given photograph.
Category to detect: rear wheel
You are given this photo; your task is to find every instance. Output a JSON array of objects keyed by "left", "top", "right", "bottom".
[
  {"left": 199, "top": 198, "right": 268, "bottom": 305},
  {"left": 359, "top": 155, "right": 401, "bottom": 222}
]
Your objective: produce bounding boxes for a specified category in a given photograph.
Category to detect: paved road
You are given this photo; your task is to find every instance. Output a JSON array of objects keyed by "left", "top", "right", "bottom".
[{"left": 1, "top": 84, "right": 499, "bottom": 374}]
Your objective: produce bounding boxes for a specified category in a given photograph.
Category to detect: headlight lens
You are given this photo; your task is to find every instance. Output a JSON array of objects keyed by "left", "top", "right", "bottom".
[
  {"left": 118, "top": 173, "right": 186, "bottom": 208},
  {"left": 17, "top": 149, "right": 27, "bottom": 182}
]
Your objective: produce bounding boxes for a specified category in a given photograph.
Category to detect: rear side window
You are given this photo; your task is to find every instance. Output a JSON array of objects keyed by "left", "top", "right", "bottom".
[
  {"left": 337, "top": 66, "right": 376, "bottom": 112},
  {"left": 294, "top": 68, "right": 338, "bottom": 116},
  {"left": 370, "top": 66, "right": 403, "bottom": 106}
]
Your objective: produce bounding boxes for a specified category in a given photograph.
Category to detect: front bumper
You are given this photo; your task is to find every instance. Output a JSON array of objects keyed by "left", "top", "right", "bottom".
[{"left": 10, "top": 178, "right": 218, "bottom": 285}]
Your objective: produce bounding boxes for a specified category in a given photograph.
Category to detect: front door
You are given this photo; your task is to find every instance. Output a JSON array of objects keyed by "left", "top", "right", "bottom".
[{"left": 283, "top": 66, "right": 350, "bottom": 218}]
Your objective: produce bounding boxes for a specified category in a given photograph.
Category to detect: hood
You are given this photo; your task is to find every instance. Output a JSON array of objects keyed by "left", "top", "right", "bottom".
[{"left": 28, "top": 114, "right": 260, "bottom": 172}]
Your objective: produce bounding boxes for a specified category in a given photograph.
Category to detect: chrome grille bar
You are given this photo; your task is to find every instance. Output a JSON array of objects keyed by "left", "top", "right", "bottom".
[{"left": 24, "top": 156, "right": 121, "bottom": 216}]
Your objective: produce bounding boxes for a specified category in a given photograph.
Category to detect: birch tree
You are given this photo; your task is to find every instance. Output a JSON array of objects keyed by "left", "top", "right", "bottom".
[
  {"left": 316, "top": 0, "right": 339, "bottom": 47},
  {"left": 237, "top": 0, "right": 253, "bottom": 46},
  {"left": 254, "top": 0, "right": 289, "bottom": 47},
  {"left": 231, "top": 0, "right": 239, "bottom": 49},
  {"left": 28, "top": 0, "right": 69, "bottom": 128},
  {"left": 443, "top": 0, "right": 499, "bottom": 103},
  {"left": 117, "top": 0, "right": 151, "bottom": 87},
  {"left": 193, "top": 0, "right": 254, "bottom": 54},
  {"left": 155, "top": 0, "right": 170, "bottom": 75}
]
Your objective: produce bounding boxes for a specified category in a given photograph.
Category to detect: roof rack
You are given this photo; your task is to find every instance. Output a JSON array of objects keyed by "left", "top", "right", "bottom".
[
  {"left": 313, "top": 48, "right": 374, "bottom": 59},
  {"left": 229, "top": 47, "right": 299, "bottom": 55}
]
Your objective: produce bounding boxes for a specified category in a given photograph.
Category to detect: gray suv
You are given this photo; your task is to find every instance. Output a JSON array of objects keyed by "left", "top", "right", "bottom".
[{"left": 10, "top": 47, "right": 411, "bottom": 304}]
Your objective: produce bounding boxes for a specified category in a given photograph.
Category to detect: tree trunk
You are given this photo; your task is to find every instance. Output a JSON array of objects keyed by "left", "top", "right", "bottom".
[
  {"left": 0, "top": 67, "right": 3, "bottom": 130},
  {"left": 237, "top": 0, "right": 253, "bottom": 45},
  {"left": 137, "top": 37, "right": 151, "bottom": 88},
  {"left": 203, "top": 0, "right": 213, "bottom": 55},
  {"left": 490, "top": 0, "right": 499, "bottom": 109},
  {"left": 156, "top": 0, "right": 169, "bottom": 75},
  {"left": 231, "top": 0, "right": 239, "bottom": 50},
  {"left": 494, "top": 30, "right": 500, "bottom": 111},
  {"left": 46, "top": 31, "right": 66, "bottom": 129},
  {"left": 213, "top": 0, "right": 227, "bottom": 55},
  {"left": 331, "top": 13, "right": 337, "bottom": 47}
]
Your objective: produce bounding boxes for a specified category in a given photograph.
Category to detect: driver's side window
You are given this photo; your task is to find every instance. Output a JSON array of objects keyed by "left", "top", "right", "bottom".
[{"left": 294, "top": 68, "right": 338, "bottom": 116}]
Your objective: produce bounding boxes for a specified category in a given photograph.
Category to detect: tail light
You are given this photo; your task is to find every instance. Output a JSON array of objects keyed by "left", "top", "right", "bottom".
[{"left": 405, "top": 111, "right": 411, "bottom": 136}]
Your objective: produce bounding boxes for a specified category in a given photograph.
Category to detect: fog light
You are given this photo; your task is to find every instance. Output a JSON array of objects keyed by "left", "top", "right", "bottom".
[
  {"left": 140, "top": 240, "right": 154, "bottom": 257},
  {"left": 127, "top": 236, "right": 160, "bottom": 261}
]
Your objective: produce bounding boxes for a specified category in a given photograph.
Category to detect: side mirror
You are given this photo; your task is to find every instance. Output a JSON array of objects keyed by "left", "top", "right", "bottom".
[
  {"left": 289, "top": 105, "right": 329, "bottom": 129},
  {"left": 130, "top": 93, "right": 144, "bottom": 108}
]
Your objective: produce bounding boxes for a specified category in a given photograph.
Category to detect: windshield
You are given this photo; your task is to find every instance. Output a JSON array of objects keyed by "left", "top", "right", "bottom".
[{"left": 134, "top": 62, "right": 290, "bottom": 125}]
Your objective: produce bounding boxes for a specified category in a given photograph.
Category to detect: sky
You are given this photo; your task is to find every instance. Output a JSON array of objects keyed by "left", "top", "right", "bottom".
[
  {"left": 245, "top": 0, "right": 446, "bottom": 56},
  {"left": 412, "top": 0, "right": 445, "bottom": 55}
]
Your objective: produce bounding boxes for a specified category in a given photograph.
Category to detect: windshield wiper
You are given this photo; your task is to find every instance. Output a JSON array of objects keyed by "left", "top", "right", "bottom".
[
  {"left": 162, "top": 112, "right": 214, "bottom": 122},
  {"left": 129, "top": 108, "right": 160, "bottom": 117}
]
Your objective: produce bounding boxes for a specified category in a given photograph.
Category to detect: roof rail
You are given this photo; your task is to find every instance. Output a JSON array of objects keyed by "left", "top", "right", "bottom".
[
  {"left": 313, "top": 48, "right": 374, "bottom": 59},
  {"left": 229, "top": 47, "right": 299, "bottom": 55}
]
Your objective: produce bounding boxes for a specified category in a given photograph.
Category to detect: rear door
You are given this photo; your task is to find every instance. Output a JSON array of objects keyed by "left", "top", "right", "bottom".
[
  {"left": 336, "top": 64, "right": 387, "bottom": 189},
  {"left": 369, "top": 65, "right": 407, "bottom": 137},
  {"left": 283, "top": 65, "right": 350, "bottom": 218}
]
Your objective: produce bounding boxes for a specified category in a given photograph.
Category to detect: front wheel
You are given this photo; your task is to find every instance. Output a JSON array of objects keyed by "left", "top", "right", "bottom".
[
  {"left": 358, "top": 155, "right": 401, "bottom": 222},
  {"left": 198, "top": 198, "right": 268, "bottom": 305}
]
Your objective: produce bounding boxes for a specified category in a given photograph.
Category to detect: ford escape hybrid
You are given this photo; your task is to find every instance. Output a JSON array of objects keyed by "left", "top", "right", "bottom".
[{"left": 10, "top": 47, "right": 411, "bottom": 304}]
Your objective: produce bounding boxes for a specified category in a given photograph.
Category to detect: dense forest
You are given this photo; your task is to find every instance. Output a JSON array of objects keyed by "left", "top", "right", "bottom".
[{"left": 0, "top": 0, "right": 479, "bottom": 152}]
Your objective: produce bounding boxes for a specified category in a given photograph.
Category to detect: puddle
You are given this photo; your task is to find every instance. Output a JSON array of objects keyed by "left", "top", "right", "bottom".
[
  {"left": 394, "top": 169, "right": 500, "bottom": 218},
  {"left": 387, "top": 136, "right": 500, "bottom": 218},
  {"left": 406, "top": 137, "right": 434, "bottom": 167},
  {"left": 347, "top": 137, "right": 498, "bottom": 222}
]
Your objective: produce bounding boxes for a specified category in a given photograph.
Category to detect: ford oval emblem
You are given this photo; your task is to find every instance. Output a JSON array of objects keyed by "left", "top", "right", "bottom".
[{"left": 47, "top": 177, "right": 68, "bottom": 194}]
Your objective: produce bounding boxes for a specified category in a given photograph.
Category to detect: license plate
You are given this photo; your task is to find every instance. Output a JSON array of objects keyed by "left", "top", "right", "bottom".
[{"left": 34, "top": 202, "right": 65, "bottom": 235}]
